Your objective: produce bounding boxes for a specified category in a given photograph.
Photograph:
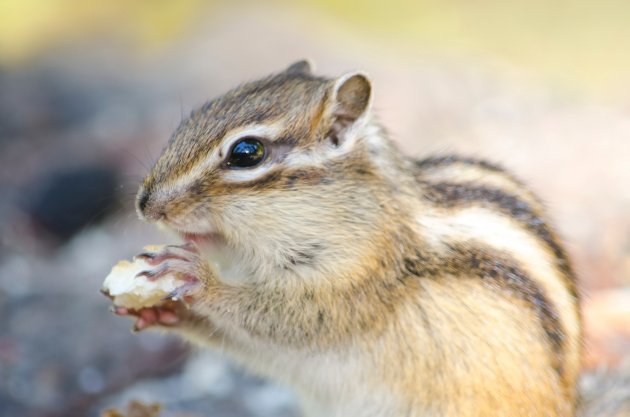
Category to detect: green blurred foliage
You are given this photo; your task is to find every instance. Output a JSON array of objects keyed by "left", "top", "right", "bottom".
[
  {"left": 306, "top": 0, "right": 630, "bottom": 96},
  {"left": 1, "top": 0, "right": 629, "bottom": 96}
]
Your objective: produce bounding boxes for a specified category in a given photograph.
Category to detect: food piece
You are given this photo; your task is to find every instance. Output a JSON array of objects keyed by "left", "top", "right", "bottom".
[
  {"left": 102, "top": 246, "right": 184, "bottom": 309},
  {"left": 100, "top": 400, "right": 163, "bottom": 417}
]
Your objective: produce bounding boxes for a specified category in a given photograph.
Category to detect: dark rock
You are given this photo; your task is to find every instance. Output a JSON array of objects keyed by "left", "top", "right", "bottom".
[{"left": 22, "top": 166, "right": 120, "bottom": 242}]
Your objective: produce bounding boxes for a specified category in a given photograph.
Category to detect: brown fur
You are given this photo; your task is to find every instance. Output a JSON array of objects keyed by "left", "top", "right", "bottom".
[{"left": 136, "top": 61, "right": 581, "bottom": 417}]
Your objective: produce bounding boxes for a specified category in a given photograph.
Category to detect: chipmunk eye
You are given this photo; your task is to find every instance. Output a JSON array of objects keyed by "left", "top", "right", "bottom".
[{"left": 226, "top": 137, "right": 266, "bottom": 169}]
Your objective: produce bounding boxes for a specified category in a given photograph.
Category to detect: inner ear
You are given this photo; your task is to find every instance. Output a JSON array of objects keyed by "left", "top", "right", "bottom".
[{"left": 328, "top": 72, "right": 372, "bottom": 146}]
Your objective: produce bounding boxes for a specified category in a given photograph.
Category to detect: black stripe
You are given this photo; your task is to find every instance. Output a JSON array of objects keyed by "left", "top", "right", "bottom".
[
  {"left": 402, "top": 244, "right": 565, "bottom": 377},
  {"left": 415, "top": 155, "right": 507, "bottom": 174},
  {"left": 421, "top": 182, "right": 578, "bottom": 300}
]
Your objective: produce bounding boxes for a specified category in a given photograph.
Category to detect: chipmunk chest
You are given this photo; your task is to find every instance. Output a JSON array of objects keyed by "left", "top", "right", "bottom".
[{"left": 244, "top": 346, "right": 397, "bottom": 413}]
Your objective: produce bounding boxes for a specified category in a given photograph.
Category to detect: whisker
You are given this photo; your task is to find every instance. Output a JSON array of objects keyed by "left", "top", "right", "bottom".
[{"left": 124, "top": 149, "right": 152, "bottom": 173}]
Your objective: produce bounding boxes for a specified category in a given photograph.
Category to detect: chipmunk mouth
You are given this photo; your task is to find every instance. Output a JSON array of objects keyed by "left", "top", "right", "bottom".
[{"left": 179, "top": 230, "right": 238, "bottom": 281}]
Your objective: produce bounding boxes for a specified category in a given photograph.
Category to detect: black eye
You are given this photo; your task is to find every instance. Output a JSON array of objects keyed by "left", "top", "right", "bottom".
[{"left": 226, "top": 137, "right": 266, "bottom": 169}]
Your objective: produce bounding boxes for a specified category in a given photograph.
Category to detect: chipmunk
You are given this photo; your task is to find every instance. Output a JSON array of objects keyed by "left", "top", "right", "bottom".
[{"left": 117, "top": 60, "right": 583, "bottom": 417}]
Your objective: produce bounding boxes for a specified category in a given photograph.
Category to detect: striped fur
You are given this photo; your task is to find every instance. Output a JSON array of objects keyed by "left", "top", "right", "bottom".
[{"left": 136, "top": 62, "right": 582, "bottom": 417}]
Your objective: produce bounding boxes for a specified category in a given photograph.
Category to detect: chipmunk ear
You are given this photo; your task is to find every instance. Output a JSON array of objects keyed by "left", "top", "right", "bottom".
[
  {"left": 327, "top": 72, "right": 372, "bottom": 147},
  {"left": 285, "top": 59, "right": 314, "bottom": 76}
]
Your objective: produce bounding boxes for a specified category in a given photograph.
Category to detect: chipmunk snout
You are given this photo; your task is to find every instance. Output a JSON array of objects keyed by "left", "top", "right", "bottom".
[
  {"left": 136, "top": 188, "right": 166, "bottom": 222},
  {"left": 137, "top": 190, "right": 149, "bottom": 212}
]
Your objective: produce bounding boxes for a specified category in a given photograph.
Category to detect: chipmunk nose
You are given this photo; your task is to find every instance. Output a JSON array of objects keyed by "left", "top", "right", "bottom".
[
  {"left": 138, "top": 190, "right": 149, "bottom": 213},
  {"left": 136, "top": 188, "right": 166, "bottom": 222}
]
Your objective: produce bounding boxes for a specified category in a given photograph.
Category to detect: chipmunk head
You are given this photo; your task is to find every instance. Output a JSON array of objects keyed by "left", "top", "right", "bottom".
[{"left": 137, "top": 60, "right": 392, "bottom": 277}]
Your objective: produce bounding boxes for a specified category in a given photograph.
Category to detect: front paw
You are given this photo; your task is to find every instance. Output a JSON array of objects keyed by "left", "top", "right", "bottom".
[
  {"left": 102, "top": 244, "right": 213, "bottom": 326},
  {"left": 111, "top": 301, "right": 185, "bottom": 332},
  {"left": 134, "top": 243, "right": 214, "bottom": 298}
]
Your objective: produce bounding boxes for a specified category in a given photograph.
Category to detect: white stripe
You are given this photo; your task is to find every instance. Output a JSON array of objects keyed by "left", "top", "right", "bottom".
[
  {"left": 417, "top": 207, "right": 578, "bottom": 333},
  {"left": 283, "top": 116, "right": 380, "bottom": 170},
  {"left": 163, "top": 123, "right": 284, "bottom": 193}
]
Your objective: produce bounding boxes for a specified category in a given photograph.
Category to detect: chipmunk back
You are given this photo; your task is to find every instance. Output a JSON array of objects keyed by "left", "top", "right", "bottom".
[{"left": 123, "top": 60, "right": 583, "bottom": 417}]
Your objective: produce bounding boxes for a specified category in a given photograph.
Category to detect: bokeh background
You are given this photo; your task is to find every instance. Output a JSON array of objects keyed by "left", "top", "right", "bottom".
[{"left": 0, "top": 1, "right": 629, "bottom": 416}]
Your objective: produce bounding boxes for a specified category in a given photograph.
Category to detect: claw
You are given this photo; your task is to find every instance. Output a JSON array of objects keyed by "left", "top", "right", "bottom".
[
  {"left": 100, "top": 288, "right": 113, "bottom": 300},
  {"left": 169, "top": 242, "right": 197, "bottom": 252},
  {"left": 162, "top": 290, "right": 179, "bottom": 302},
  {"left": 132, "top": 319, "right": 147, "bottom": 333},
  {"left": 134, "top": 243, "right": 197, "bottom": 266},
  {"left": 161, "top": 281, "right": 199, "bottom": 305},
  {"left": 110, "top": 305, "right": 122, "bottom": 315},
  {"left": 134, "top": 252, "right": 156, "bottom": 261},
  {"left": 135, "top": 263, "right": 170, "bottom": 281}
]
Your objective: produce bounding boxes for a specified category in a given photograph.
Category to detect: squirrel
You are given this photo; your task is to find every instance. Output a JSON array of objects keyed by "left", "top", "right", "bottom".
[{"left": 117, "top": 60, "right": 583, "bottom": 417}]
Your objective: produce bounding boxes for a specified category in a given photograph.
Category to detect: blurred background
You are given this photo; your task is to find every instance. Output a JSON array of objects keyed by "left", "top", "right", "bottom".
[{"left": 0, "top": 1, "right": 629, "bottom": 416}]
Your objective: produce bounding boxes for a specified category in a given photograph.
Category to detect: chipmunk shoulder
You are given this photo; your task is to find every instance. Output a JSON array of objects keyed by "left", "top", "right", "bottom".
[{"left": 133, "top": 60, "right": 582, "bottom": 417}]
